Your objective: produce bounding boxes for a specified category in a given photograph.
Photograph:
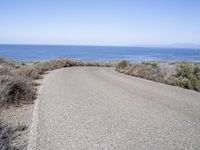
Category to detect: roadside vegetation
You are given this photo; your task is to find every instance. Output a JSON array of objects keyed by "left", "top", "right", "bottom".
[
  {"left": 0, "top": 57, "right": 113, "bottom": 106},
  {"left": 116, "top": 60, "right": 200, "bottom": 91},
  {"left": 0, "top": 57, "right": 113, "bottom": 149},
  {"left": 1, "top": 57, "right": 199, "bottom": 149},
  {"left": 0, "top": 121, "right": 27, "bottom": 150},
  {"left": 174, "top": 63, "right": 200, "bottom": 90}
]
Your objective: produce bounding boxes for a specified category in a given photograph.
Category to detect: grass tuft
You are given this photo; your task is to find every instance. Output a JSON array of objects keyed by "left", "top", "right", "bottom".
[
  {"left": 0, "top": 121, "right": 27, "bottom": 150},
  {"left": 0, "top": 121, "right": 28, "bottom": 150}
]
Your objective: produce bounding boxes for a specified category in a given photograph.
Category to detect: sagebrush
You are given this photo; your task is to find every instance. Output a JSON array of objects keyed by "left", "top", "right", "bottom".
[{"left": 116, "top": 61, "right": 200, "bottom": 91}]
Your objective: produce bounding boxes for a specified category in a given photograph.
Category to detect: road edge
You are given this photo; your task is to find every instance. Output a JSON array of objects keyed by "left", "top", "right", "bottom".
[{"left": 27, "top": 73, "right": 50, "bottom": 150}]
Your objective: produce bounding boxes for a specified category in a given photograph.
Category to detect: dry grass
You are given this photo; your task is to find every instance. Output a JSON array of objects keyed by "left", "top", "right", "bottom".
[
  {"left": 116, "top": 61, "right": 200, "bottom": 92},
  {"left": 14, "top": 67, "right": 42, "bottom": 80},
  {"left": 0, "top": 75, "right": 36, "bottom": 106},
  {"left": 0, "top": 121, "right": 27, "bottom": 150}
]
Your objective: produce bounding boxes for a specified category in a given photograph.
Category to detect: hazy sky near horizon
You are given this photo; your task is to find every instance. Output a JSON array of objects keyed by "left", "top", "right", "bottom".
[{"left": 0, "top": 0, "right": 200, "bottom": 46}]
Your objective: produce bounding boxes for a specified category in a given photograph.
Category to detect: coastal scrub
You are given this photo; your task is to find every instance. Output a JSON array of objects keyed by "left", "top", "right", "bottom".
[{"left": 116, "top": 61, "right": 200, "bottom": 92}]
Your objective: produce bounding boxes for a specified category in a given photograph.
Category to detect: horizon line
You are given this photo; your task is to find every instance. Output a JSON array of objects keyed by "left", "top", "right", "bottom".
[{"left": 0, "top": 43, "right": 200, "bottom": 49}]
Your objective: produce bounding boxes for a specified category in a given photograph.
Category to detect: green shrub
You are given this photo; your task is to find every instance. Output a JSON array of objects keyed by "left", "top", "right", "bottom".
[
  {"left": 186, "top": 79, "right": 193, "bottom": 89},
  {"left": 194, "top": 80, "right": 200, "bottom": 91},
  {"left": 115, "top": 61, "right": 200, "bottom": 92},
  {"left": 194, "top": 66, "right": 200, "bottom": 79},
  {"left": 142, "top": 62, "right": 151, "bottom": 65},
  {"left": 177, "top": 64, "right": 193, "bottom": 78},
  {"left": 176, "top": 64, "right": 200, "bottom": 91},
  {"left": 166, "top": 76, "right": 180, "bottom": 86},
  {"left": 142, "top": 62, "right": 158, "bottom": 67},
  {"left": 116, "top": 60, "right": 129, "bottom": 71}
]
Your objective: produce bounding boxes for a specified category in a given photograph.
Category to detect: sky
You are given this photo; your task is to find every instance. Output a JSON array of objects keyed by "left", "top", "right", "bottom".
[{"left": 0, "top": 0, "right": 200, "bottom": 46}]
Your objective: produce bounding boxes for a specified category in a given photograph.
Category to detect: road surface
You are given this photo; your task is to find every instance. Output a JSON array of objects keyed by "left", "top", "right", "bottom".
[{"left": 29, "top": 67, "right": 200, "bottom": 150}]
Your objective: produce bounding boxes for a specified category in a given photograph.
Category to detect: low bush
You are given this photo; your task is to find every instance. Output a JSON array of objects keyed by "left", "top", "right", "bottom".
[
  {"left": 15, "top": 67, "right": 42, "bottom": 80},
  {"left": 0, "top": 65, "right": 13, "bottom": 76},
  {"left": 177, "top": 64, "right": 193, "bottom": 78},
  {"left": 175, "top": 63, "right": 200, "bottom": 91},
  {"left": 0, "top": 58, "right": 17, "bottom": 68},
  {"left": 116, "top": 61, "right": 200, "bottom": 92},
  {"left": 116, "top": 61, "right": 162, "bottom": 81},
  {"left": 116, "top": 60, "right": 129, "bottom": 71},
  {"left": 0, "top": 75, "right": 36, "bottom": 105}
]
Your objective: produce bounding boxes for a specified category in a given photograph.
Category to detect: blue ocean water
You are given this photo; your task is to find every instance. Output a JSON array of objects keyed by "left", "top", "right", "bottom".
[{"left": 0, "top": 44, "right": 200, "bottom": 62}]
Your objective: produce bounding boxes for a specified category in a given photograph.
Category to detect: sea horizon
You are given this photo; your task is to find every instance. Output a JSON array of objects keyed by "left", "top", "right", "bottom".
[
  {"left": 0, "top": 44, "right": 200, "bottom": 62},
  {"left": 1, "top": 43, "right": 200, "bottom": 49}
]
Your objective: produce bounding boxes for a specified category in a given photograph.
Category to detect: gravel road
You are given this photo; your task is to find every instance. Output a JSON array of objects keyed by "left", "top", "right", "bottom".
[{"left": 30, "top": 67, "right": 200, "bottom": 150}]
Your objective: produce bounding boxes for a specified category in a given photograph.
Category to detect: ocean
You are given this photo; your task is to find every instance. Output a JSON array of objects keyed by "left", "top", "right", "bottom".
[{"left": 0, "top": 44, "right": 200, "bottom": 62}]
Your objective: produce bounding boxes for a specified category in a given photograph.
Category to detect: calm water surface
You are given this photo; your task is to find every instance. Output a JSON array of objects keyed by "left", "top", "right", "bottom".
[{"left": 0, "top": 45, "right": 200, "bottom": 62}]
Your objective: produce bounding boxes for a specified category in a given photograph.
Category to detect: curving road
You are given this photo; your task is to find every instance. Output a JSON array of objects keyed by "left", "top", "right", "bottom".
[{"left": 30, "top": 67, "right": 200, "bottom": 150}]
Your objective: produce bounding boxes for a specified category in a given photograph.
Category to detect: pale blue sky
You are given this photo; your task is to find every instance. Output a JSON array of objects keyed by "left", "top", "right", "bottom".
[{"left": 0, "top": 0, "right": 200, "bottom": 46}]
